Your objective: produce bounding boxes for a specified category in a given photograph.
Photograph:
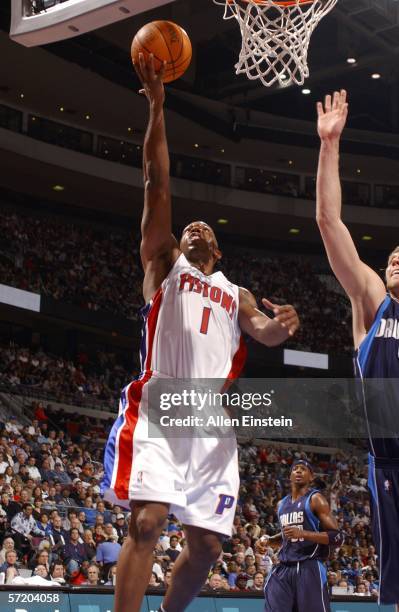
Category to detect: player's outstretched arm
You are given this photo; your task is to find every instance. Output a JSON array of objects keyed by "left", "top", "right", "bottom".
[
  {"left": 316, "top": 91, "right": 385, "bottom": 336},
  {"left": 134, "top": 54, "right": 179, "bottom": 278},
  {"left": 238, "top": 289, "right": 299, "bottom": 347}
]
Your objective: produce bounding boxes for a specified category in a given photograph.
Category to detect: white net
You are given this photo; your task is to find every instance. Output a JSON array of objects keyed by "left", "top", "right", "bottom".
[{"left": 213, "top": 0, "right": 338, "bottom": 87}]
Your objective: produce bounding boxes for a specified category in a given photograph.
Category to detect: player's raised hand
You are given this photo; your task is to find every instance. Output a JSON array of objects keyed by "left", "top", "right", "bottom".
[
  {"left": 133, "top": 53, "right": 166, "bottom": 105},
  {"left": 262, "top": 298, "right": 299, "bottom": 337},
  {"left": 317, "top": 89, "right": 348, "bottom": 142}
]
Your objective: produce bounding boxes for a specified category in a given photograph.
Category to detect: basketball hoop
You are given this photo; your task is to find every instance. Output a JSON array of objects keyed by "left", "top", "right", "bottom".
[{"left": 213, "top": 0, "right": 338, "bottom": 87}]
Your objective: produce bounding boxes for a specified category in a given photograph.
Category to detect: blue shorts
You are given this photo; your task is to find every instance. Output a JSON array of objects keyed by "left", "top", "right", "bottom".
[
  {"left": 368, "top": 454, "right": 399, "bottom": 605},
  {"left": 264, "top": 559, "right": 330, "bottom": 612}
]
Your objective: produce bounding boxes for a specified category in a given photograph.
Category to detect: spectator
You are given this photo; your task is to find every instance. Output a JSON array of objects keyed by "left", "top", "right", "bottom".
[
  {"left": 36, "top": 512, "right": 52, "bottom": 538},
  {"left": 0, "top": 549, "right": 19, "bottom": 575},
  {"left": 82, "top": 529, "right": 97, "bottom": 561},
  {"left": 33, "top": 564, "right": 49, "bottom": 580},
  {"left": 231, "top": 573, "right": 249, "bottom": 592},
  {"left": 0, "top": 451, "right": 9, "bottom": 474},
  {"left": 83, "top": 563, "right": 101, "bottom": 586},
  {"left": 0, "top": 537, "right": 15, "bottom": 565},
  {"left": 82, "top": 497, "right": 96, "bottom": 527},
  {"left": 148, "top": 571, "right": 162, "bottom": 589},
  {"left": 4, "top": 566, "right": 19, "bottom": 584},
  {"left": 105, "top": 564, "right": 117, "bottom": 586},
  {"left": 103, "top": 522, "right": 118, "bottom": 542},
  {"left": 10, "top": 503, "right": 43, "bottom": 556},
  {"left": 250, "top": 571, "right": 265, "bottom": 591},
  {"left": 96, "top": 534, "right": 121, "bottom": 579},
  {"left": 227, "top": 560, "right": 238, "bottom": 587},
  {"left": 355, "top": 583, "right": 367, "bottom": 595},
  {"left": 69, "top": 559, "right": 90, "bottom": 586},
  {"left": 165, "top": 535, "right": 181, "bottom": 562},
  {"left": 58, "top": 487, "right": 75, "bottom": 506},
  {"left": 26, "top": 457, "right": 41, "bottom": 482},
  {"left": 91, "top": 523, "right": 104, "bottom": 543},
  {"left": 206, "top": 573, "right": 225, "bottom": 591},
  {"left": 29, "top": 549, "right": 51, "bottom": 573},
  {"left": 163, "top": 568, "right": 173, "bottom": 589},
  {"left": 114, "top": 513, "right": 128, "bottom": 544},
  {"left": 50, "top": 561, "right": 67, "bottom": 584},
  {"left": 62, "top": 527, "right": 87, "bottom": 574}
]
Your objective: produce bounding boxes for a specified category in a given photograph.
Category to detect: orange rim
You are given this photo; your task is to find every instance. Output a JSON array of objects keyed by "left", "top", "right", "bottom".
[{"left": 226, "top": 0, "right": 315, "bottom": 5}]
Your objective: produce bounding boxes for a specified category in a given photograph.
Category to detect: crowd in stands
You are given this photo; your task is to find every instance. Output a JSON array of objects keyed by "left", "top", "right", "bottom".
[
  {"left": 0, "top": 341, "right": 136, "bottom": 409},
  {"left": 0, "top": 208, "right": 353, "bottom": 356},
  {"left": 0, "top": 407, "right": 377, "bottom": 596}
]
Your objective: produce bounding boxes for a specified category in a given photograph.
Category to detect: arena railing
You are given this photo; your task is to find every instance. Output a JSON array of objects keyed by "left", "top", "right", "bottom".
[{"left": 0, "top": 381, "right": 117, "bottom": 413}]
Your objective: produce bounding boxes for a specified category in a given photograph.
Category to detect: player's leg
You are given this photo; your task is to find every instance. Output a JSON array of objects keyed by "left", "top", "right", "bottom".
[
  {"left": 114, "top": 500, "right": 169, "bottom": 612},
  {"left": 295, "top": 560, "right": 331, "bottom": 612},
  {"left": 161, "top": 524, "right": 223, "bottom": 612},
  {"left": 264, "top": 564, "right": 295, "bottom": 611},
  {"left": 369, "top": 457, "right": 399, "bottom": 606},
  {"left": 161, "top": 437, "right": 239, "bottom": 610}
]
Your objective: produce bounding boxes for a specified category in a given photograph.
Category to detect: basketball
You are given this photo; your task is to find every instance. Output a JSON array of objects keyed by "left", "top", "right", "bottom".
[{"left": 131, "top": 21, "right": 192, "bottom": 83}]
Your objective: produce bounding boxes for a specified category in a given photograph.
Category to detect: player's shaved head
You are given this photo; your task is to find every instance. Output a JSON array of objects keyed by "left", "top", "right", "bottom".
[
  {"left": 179, "top": 220, "right": 221, "bottom": 270},
  {"left": 181, "top": 221, "right": 219, "bottom": 248}
]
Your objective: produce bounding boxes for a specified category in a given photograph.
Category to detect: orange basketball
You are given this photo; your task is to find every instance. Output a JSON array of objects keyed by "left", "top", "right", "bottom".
[{"left": 131, "top": 21, "right": 192, "bottom": 83}]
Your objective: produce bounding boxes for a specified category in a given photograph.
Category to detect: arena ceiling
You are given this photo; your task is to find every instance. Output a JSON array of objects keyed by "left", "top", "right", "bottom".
[
  {"left": 2, "top": 0, "right": 399, "bottom": 135},
  {"left": 0, "top": 1, "right": 399, "bottom": 257}
]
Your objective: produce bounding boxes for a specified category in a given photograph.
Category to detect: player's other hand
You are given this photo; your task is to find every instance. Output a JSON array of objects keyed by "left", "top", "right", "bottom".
[
  {"left": 262, "top": 298, "right": 300, "bottom": 337},
  {"left": 283, "top": 526, "right": 303, "bottom": 540},
  {"left": 317, "top": 90, "right": 348, "bottom": 142},
  {"left": 255, "top": 535, "right": 270, "bottom": 554},
  {"left": 133, "top": 53, "right": 166, "bottom": 105}
]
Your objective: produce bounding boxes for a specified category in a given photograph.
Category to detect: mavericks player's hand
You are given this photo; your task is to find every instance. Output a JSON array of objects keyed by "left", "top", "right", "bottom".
[
  {"left": 317, "top": 89, "right": 348, "bottom": 143},
  {"left": 283, "top": 526, "right": 303, "bottom": 541},
  {"left": 134, "top": 52, "right": 166, "bottom": 106},
  {"left": 262, "top": 298, "right": 300, "bottom": 337},
  {"left": 255, "top": 535, "right": 270, "bottom": 555}
]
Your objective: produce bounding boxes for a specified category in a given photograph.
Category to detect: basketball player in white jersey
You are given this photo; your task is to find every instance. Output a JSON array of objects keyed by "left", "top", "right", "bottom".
[{"left": 102, "top": 55, "right": 299, "bottom": 612}]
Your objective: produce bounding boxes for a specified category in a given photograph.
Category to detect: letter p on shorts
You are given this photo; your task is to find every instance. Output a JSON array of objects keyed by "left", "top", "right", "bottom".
[{"left": 215, "top": 494, "right": 235, "bottom": 515}]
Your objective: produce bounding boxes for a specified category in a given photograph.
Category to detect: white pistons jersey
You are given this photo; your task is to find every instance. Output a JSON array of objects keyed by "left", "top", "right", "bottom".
[
  {"left": 140, "top": 253, "right": 247, "bottom": 379},
  {"left": 102, "top": 252, "right": 246, "bottom": 536}
]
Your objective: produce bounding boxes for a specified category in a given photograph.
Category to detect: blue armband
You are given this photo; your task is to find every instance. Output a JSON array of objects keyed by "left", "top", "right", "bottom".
[{"left": 327, "top": 530, "right": 344, "bottom": 546}]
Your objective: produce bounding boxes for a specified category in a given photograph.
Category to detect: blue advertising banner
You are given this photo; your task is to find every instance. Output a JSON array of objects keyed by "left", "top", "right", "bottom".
[
  {"left": 0, "top": 590, "right": 395, "bottom": 612},
  {"left": 69, "top": 593, "right": 147, "bottom": 612},
  {"left": 0, "top": 590, "right": 69, "bottom": 612}
]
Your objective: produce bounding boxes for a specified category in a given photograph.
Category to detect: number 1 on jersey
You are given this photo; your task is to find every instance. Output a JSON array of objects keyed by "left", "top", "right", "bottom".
[{"left": 200, "top": 307, "right": 211, "bottom": 334}]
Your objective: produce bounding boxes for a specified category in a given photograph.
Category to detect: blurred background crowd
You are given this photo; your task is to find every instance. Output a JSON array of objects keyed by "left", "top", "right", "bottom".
[
  {"left": 0, "top": 407, "right": 377, "bottom": 596},
  {"left": 0, "top": 207, "right": 353, "bottom": 357}
]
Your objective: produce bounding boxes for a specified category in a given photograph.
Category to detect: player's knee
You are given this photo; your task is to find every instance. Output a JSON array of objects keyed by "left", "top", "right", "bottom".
[
  {"left": 131, "top": 507, "right": 166, "bottom": 544},
  {"left": 190, "top": 535, "right": 222, "bottom": 566}
]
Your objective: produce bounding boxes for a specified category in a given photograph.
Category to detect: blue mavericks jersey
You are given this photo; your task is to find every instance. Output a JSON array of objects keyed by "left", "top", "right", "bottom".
[
  {"left": 355, "top": 295, "right": 399, "bottom": 458},
  {"left": 277, "top": 488, "right": 329, "bottom": 563}
]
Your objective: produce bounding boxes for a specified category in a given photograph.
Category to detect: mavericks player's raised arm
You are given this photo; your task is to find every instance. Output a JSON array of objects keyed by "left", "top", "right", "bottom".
[
  {"left": 238, "top": 288, "right": 299, "bottom": 347},
  {"left": 316, "top": 90, "right": 385, "bottom": 346},
  {"left": 134, "top": 54, "right": 180, "bottom": 302}
]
